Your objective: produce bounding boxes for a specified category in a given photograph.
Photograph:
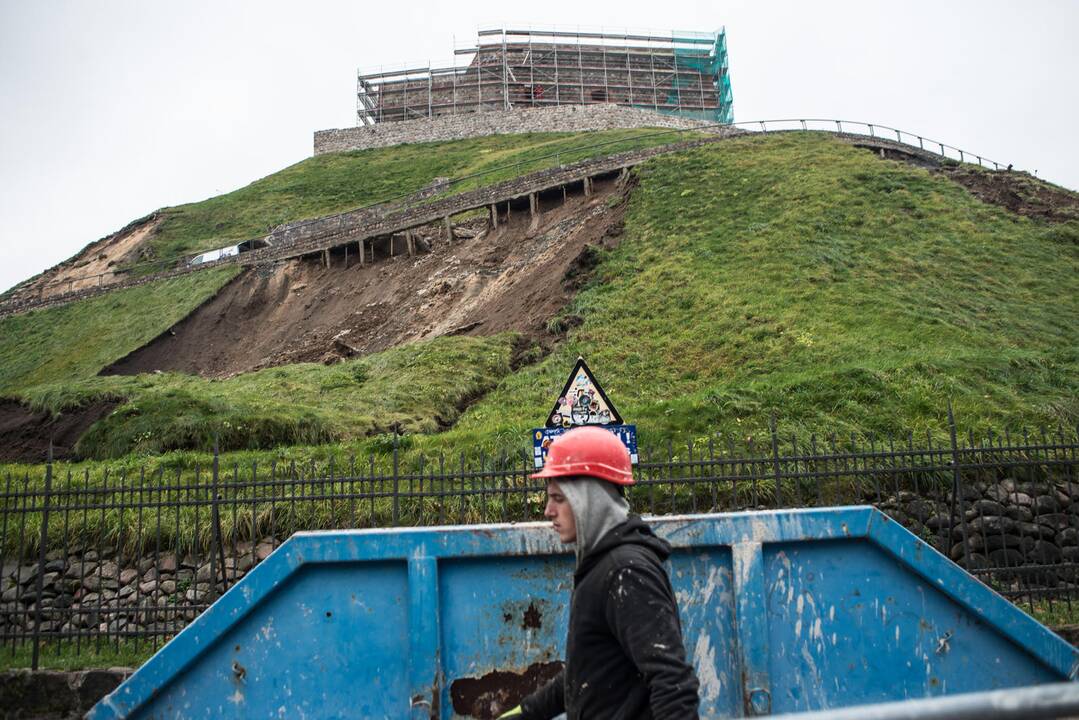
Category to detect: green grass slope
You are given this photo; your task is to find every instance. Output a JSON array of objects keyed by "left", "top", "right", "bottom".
[
  {"left": 0, "top": 129, "right": 685, "bottom": 457},
  {"left": 434, "top": 132, "right": 1078, "bottom": 452},
  {"left": 0, "top": 267, "right": 239, "bottom": 394},
  {"left": 23, "top": 334, "right": 516, "bottom": 459},
  {"left": 145, "top": 128, "right": 692, "bottom": 264},
  {"left": 2, "top": 131, "right": 1075, "bottom": 475}
]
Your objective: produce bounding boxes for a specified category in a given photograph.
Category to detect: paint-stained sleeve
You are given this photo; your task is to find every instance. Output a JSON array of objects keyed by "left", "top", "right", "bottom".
[
  {"left": 605, "top": 562, "right": 700, "bottom": 719},
  {"left": 519, "top": 669, "right": 565, "bottom": 720}
]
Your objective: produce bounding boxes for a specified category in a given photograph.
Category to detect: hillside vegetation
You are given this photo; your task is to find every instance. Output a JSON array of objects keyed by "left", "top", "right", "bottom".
[
  {"left": 0, "top": 267, "right": 239, "bottom": 394},
  {"left": 25, "top": 334, "right": 516, "bottom": 459},
  {"left": 143, "top": 128, "right": 690, "bottom": 264},
  {"left": 440, "top": 133, "right": 1078, "bottom": 452},
  {"left": 1, "top": 131, "right": 1075, "bottom": 477}
]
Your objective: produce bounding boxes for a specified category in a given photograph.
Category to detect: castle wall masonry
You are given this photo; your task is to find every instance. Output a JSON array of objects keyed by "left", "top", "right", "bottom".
[{"left": 313, "top": 104, "right": 717, "bottom": 155}]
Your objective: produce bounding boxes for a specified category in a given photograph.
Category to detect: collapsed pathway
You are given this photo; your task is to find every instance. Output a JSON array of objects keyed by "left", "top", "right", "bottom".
[{"left": 102, "top": 175, "right": 629, "bottom": 378}]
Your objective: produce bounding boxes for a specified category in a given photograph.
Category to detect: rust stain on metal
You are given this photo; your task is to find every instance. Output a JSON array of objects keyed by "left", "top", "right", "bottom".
[
  {"left": 522, "top": 602, "right": 542, "bottom": 630},
  {"left": 450, "top": 661, "right": 563, "bottom": 719},
  {"left": 431, "top": 670, "right": 441, "bottom": 720},
  {"left": 231, "top": 660, "right": 246, "bottom": 682}
]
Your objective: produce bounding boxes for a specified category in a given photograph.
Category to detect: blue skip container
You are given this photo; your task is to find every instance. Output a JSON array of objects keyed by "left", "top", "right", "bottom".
[{"left": 90, "top": 506, "right": 1078, "bottom": 718}]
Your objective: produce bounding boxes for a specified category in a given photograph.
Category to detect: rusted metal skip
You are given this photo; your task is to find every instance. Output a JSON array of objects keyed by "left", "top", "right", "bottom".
[
  {"left": 450, "top": 661, "right": 563, "bottom": 719},
  {"left": 89, "top": 509, "right": 1079, "bottom": 719}
]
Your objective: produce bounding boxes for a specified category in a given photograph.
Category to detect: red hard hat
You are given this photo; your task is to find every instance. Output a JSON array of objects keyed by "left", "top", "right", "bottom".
[{"left": 531, "top": 425, "right": 634, "bottom": 486}]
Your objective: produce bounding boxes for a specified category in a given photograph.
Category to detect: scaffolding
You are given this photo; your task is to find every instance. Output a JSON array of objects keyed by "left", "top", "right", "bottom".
[{"left": 356, "top": 27, "right": 733, "bottom": 126}]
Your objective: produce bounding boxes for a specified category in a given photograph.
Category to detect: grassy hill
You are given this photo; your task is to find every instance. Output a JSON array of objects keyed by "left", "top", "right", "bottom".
[
  {"left": 1, "top": 130, "right": 1075, "bottom": 476},
  {"left": 142, "top": 128, "right": 689, "bottom": 265},
  {"left": 0, "top": 267, "right": 240, "bottom": 394},
  {"left": 443, "top": 133, "right": 1078, "bottom": 453}
]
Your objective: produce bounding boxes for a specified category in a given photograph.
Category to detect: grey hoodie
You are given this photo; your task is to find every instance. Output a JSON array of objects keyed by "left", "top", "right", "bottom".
[{"left": 557, "top": 478, "right": 630, "bottom": 565}]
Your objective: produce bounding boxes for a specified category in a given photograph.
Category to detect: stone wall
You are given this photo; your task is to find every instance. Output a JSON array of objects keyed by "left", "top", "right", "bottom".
[
  {"left": 1, "top": 540, "right": 276, "bottom": 646},
  {"left": 879, "top": 476, "right": 1079, "bottom": 588},
  {"left": 0, "top": 668, "right": 131, "bottom": 719},
  {"left": 313, "top": 104, "right": 720, "bottom": 155}
]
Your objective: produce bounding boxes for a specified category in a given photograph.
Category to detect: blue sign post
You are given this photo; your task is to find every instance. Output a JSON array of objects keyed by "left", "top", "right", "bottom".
[{"left": 532, "top": 424, "right": 638, "bottom": 469}]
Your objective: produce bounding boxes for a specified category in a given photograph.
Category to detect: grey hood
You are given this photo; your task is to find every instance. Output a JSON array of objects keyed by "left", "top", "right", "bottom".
[{"left": 558, "top": 477, "right": 631, "bottom": 566}]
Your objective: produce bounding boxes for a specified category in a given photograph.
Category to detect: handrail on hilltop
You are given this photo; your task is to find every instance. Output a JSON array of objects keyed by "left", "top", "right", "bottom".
[{"left": 733, "top": 118, "right": 1007, "bottom": 170}]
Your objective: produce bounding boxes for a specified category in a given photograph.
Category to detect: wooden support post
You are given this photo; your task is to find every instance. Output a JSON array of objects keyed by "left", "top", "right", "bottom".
[
  {"left": 406, "top": 230, "right": 415, "bottom": 257},
  {"left": 490, "top": 204, "right": 498, "bottom": 229},
  {"left": 390, "top": 234, "right": 395, "bottom": 256},
  {"left": 444, "top": 216, "right": 453, "bottom": 240},
  {"left": 322, "top": 249, "right": 330, "bottom": 268},
  {"left": 344, "top": 244, "right": 348, "bottom": 269},
  {"left": 562, "top": 185, "right": 567, "bottom": 202},
  {"left": 359, "top": 240, "right": 365, "bottom": 267},
  {"left": 529, "top": 193, "right": 537, "bottom": 217},
  {"left": 584, "top": 177, "right": 593, "bottom": 197},
  {"left": 507, "top": 201, "right": 511, "bottom": 220}
]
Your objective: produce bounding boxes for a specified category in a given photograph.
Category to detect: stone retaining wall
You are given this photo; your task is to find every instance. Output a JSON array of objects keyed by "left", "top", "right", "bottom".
[
  {"left": 879, "top": 476, "right": 1079, "bottom": 587},
  {"left": 313, "top": 104, "right": 719, "bottom": 155},
  {"left": 0, "top": 668, "right": 131, "bottom": 719},
  {"left": 1, "top": 540, "right": 277, "bottom": 646}
]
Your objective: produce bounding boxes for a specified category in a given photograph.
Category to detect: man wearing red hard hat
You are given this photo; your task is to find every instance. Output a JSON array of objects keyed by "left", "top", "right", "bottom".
[{"left": 500, "top": 425, "right": 700, "bottom": 720}]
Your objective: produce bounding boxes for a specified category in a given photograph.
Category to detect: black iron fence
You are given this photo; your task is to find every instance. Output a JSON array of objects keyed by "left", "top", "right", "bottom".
[{"left": 2, "top": 413, "right": 1077, "bottom": 667}]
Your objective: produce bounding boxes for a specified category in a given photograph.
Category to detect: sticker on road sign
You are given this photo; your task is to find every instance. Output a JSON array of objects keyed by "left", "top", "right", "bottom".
[
  {"left": 533, "top": 424, "right": 638, "bottom": 469},
  {"left": 546, "top": 356, "right": 622, "bottom": 428}
]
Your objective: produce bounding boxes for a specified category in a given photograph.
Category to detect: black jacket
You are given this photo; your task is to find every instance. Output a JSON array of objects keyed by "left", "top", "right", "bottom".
[{"left": 520, "top": 516, "right": 700, "bottom": 719}]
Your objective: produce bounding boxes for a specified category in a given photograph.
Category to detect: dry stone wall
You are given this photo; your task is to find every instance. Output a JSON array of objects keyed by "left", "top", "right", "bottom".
[
  {"left": 313, "top": 104, "right": 720, "bottom": 155},
  {"left": 0, "top": 668, "right": 131, "bottom": 719},
  {"left": 1, "top": 540, "right": 277, "bottom": 647},
  {"left": 880, "top": 476, "right": 1079, "bottom": 589}
]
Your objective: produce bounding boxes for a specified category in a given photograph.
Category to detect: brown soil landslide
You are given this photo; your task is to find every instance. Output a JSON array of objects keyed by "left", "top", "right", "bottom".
[
  {"left": 103, "top": 175, "right": 629, "bottom": 378},
  {"left": 6, "top": 216, "right": 160, "bottom": 303},
  {"left": 0, "top": 399, "right": 117, "bottom": 463},
  {"left": 863, "top": 142, "right": 1079, "bottom": 223},
  {"left": 938, "top": 166, "right": 1079, "bottom": 223}
]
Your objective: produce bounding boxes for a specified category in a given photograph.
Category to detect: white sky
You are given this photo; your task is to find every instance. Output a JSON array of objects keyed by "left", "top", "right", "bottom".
[{"left": 1, "top": 0, "right": 1076, "bottom": 294}]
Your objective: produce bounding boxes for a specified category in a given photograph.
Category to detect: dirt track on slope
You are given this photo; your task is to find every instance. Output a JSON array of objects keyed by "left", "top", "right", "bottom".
[{"left": 102, "top": 176, "right": 629, "bottom": 378}]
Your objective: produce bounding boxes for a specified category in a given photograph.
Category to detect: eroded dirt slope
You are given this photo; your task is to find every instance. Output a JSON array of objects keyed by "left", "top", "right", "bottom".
[
  {"left": 103, "top": 177, "right": 628, "bottom": 378},
  {"left": 865, "top": 143, "right": 1079, "bottom": 223},
  {"left": 0, "top": 399, "right": 118, "bottom": 463},
  {"left": 938, "top": 166, "right": 1079, "bottom": 223},
  {"left": 8, "top": 215, "right": 160, "bottom": 301}
]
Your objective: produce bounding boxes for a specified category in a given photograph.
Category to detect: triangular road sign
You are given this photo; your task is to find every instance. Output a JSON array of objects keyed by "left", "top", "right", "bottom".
[{"left": 545, "top": 356, "right": 623, "bottom": 428}]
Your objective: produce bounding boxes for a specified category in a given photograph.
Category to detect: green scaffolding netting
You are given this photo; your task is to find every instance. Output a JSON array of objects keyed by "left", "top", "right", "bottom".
[{"left": 651, "top": 29, "right": 733, "bottom": 124}]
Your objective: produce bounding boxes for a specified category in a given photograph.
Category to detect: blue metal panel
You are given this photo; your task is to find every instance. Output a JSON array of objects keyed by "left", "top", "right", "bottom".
[
  {"left": 763, "top": 540, "right": 1061, "bottom": 713},
  {"left": 669, "top": 547, "right": 740, "bottom": 717},
  {"left": 90, "top": 508, "right": 1079, "bottom": 719},
  {"left": 438, "top": 555, "right": 572, "bottom": 717}
]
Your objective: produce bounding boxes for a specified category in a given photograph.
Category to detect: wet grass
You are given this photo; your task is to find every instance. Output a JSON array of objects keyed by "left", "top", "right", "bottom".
[
  {"left": 1026, "top": 599, "right": 1079, "bottom": 628},
  {"left": 0, "top": 268, "right": 239, "bottom": 395},
  {"left": 425, "top": 132, "right": 1079, "bottom": 453},
  {"left": 19, "top": 333, "right": 517, "bottom": 459},
  {"left": 144, "top": 128, "right": 697, "bottom": 265},
  {"left": 0, "top": 640, "right": 152, "bottom": 672},
  {"left": 1, "top": 132, "right": 1076, "bottom": 543}
]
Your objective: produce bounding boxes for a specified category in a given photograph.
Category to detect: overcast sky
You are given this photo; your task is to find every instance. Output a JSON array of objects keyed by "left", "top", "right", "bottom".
[{"left": 1, "top": 0, "right": 1076, "bottom": 294}]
